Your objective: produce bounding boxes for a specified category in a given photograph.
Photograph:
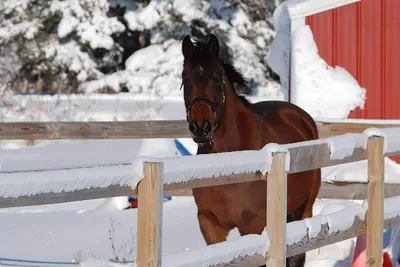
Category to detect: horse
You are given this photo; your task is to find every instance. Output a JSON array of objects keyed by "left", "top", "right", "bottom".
[{"left": 180, "top": 34, "right": 321, "bottom": 267}]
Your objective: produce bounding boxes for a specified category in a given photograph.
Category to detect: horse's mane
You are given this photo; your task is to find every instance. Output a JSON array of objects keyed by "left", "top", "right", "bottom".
[{"left": 191, "top": 37, "right": 253, "bottom": 108}]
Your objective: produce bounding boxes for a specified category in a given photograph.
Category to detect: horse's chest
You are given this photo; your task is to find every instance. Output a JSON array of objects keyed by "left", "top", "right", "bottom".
[{"left": 192, "top": 182, "right": 265, "bottom": 219}]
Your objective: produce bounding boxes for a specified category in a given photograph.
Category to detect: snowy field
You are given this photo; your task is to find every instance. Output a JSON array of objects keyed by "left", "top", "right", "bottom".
[{"left": 0, "top": 195, "right": 366, "bottom": 267}]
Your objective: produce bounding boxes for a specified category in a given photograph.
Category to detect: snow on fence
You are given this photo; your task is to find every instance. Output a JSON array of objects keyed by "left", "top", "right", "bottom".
[
  {"left": 133, "top": 127, "right": 400, "bottom": 267},
  {"left": 1, "top": 120, "right": 400, "bottom": 266}
]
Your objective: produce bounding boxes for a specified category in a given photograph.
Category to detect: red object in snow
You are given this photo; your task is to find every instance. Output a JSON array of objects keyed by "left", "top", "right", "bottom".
[
  {"left": 352, "top": 233, "right": 393, "bottom": 267},
  {"left": 128, "top": 197, "right": 138, "bottom": 209}
]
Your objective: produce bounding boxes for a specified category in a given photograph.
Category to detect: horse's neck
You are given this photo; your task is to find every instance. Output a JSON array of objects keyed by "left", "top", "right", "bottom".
[{"left": 211, "top": 86, "right": 260, "bottom": 152}]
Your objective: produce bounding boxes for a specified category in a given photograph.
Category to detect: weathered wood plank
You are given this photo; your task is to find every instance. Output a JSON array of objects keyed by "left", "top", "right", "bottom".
[
  {"left": 317, "top": 181, "right": 400, "bottom": 200},
  {"left": 168, "top": 181, "right": 400, "bottom": 200},
  {"left": 286, "top": 216, "right": 366, "bottom": 258},
  {"left": 0, "top": 185, "right": 135, "bottom": 209},
  {"left": 215, "top": 254, "right": 266, "bottom": 267},
  {"left": 137, "top": 162, "right": 163, "bottom": 267},
  {"left": 0, "top": 120, "right": 191, "bottom": 140},
  {"left": 0, "top": 120, "right": 399, "bottom": 140},
  {"left": 2, "top": 181, "right": 400, "bottom": 210},
  {"left": 366, "top": 136, "right": 384, "bottom": 267},
  {"left": 267, "top": 152, "right": 288, "bottom": 267},
  {"left": 317, "top": 121, "right": 400, "bottom": 139},
  {"left": 163, "top": 173, "right": 264, "bottom": 191}
]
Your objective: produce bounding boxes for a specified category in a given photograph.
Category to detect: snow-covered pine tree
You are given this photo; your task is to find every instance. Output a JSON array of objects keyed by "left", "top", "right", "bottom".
[{"left": 0, "top": 0, "right": 283, "bottom": 99}]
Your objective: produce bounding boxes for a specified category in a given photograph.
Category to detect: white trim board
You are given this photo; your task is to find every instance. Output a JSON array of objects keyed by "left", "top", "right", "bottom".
[{"left": 286, "top": 0, "right": 362, "bottom": 20}]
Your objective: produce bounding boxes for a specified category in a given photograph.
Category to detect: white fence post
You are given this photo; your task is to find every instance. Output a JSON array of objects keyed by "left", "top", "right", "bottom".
[
  {"left": 267, "top": 152, "right": 288, "bottom": 267},
  {"left": 136, "top": 162, "right": 164, "bottom": 267}
]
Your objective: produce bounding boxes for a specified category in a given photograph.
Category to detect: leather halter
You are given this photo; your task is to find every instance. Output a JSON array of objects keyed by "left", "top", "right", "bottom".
[{"left": 186, "top": 78, "right": 226, "bottom": 131}]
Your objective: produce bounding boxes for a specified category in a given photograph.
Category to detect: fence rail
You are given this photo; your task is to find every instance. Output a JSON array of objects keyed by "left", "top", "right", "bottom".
[{"left": 1, "top": 120, "right": 400, "bottom": 139}]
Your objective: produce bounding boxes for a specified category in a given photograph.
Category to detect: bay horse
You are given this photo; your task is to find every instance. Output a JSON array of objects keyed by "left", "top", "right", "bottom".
[{"left": 181, "top": 34, "right": 321, "bottom": 267}]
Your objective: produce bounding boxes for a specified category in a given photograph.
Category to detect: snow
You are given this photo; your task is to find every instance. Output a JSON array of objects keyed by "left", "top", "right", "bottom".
[
  {"left": 268, "top": 2, "right": 292, "bottom": 100},
  {"left": 290, "top": 25, "right": 366, "bottom": 119},
  {"left": 363, "top": 127, "right": 400, "bottom": 154},
  {"left": 0, "top": 193, "right": 378, "bottom": 267},
  {"left": 384, "top": 195, "right": 400, "bottom": 220},
  {"left": 325, "top": 133, "right": 364, "bottom": 160},
  {"left": 43, "top": 40, "right": 100, "bottom": 82},
  {"left": 0, "top": 197, "right": 206, "bottom": 266},
  {"left": 304, "top": 215, "right": 327, "bottom": 238},
  {"left": 0, "top": 164, "right": 133, "bottom": 198},
  {"left": 287, "top": 220, "right": 308, "bottom": 245},
  {"left": 316, "top": 118, "right": 400, "bottom": 124},
  {"left": 123, "top": 1, "right": 164, "bottom": 31},
  {"left": 131, "top": 142, "right": 291, "bottom": 187},
  {"left": 132, "top": 146, "right": 271, "bottom": 186},
  {"left": 52, "top": 0, "right": 126, "bottom": 50},
  {"left": 324, "top": 204, "right": 366, "bottom": 234},
  {"left": 268, "top": 1, "right": 366, "bottom": 118},
  {"left": 285, "top": 201, "right": 366, "bottom": 245},
  {"left": 0, "top": 136, "right": 185, "bottom": 198},
  {"left": 160, "top": 234, "right": 268, "bottom": 267},
  {"left": 77, "top": 0, "right": 282, "bottom": 97},
  {"left": 323, "top": 157, "right": 400, "bottom": 183},
  {"left": 58, "top": 16, "right": 79, "bottom": 39}
]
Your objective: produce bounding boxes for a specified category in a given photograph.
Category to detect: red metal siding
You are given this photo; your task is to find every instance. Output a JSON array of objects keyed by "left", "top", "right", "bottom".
[
  {"left": 305, "top": 0, "right": 400, "bottom": 120},
  {"left": 383, "top": 0, "right": 400, "bottom": 119},
  {"left": 306, "top": 11, "right": 334, "bottom": 66}
]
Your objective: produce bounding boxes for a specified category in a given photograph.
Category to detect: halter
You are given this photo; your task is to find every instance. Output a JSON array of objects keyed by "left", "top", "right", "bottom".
[{"left": 186, "top": 78, "right": 226, "bottom": 131}]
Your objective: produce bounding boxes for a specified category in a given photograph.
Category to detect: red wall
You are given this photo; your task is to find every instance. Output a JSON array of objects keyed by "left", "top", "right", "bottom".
[{"left": 306, "top": 0, "right": 400, "bottom": 120}]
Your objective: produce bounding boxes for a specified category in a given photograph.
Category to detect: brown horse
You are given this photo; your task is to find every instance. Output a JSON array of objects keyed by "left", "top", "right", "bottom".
[{"left": 181, "top": 34, "right": 321, "bottom": 267}]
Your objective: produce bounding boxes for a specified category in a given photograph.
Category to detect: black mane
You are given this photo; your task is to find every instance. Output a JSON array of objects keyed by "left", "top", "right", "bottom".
[{"left": 190, "top": 36, "right": 252, "bottom": 108}]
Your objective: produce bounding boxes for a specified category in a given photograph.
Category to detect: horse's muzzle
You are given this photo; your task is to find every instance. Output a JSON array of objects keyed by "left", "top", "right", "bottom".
[{"left": 189, "top": 120, "right": 213, "bottom": 144}]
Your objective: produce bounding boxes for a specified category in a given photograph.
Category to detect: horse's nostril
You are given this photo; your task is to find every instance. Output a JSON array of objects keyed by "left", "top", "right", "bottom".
[
  {"left": 202, "top": 120, "right": 212, "bottom": 133},
  {"left": 189, "top": 121, "right": 199, "bottom": 133}
]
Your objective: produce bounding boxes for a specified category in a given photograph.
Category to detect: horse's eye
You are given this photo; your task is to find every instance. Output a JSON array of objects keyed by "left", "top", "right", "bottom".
[
  {"left": 213, "top": 78, "right": 223, "bottom": 87},
  {"left": 180, "top": 78, "right": 190, "bottom": 90}
]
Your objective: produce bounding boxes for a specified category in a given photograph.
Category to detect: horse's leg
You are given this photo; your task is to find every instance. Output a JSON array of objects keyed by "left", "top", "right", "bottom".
[
  {"left": 287, "top": 169, "right": 321, "bottom": 267},
  {"left": 197, "top": 210, "right": 231, "bottom": 245}
]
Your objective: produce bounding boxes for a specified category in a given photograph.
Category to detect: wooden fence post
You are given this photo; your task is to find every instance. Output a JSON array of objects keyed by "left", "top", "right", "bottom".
[
  {"left": 366, "top": 136, "right": 384, "bottom": 267},
  {"left": 136, "top": 162, "right": 164, "bottom": 267},
  {"left": 266, "top": 152, "right": 288, "bottom": 267}
]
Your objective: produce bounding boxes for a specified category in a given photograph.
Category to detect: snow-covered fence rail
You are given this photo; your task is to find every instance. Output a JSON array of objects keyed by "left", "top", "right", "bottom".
[
  {"left": 1, "top": 119, "right": 400, "bottom": 139},
  {"left": 134, "top": 128, "right": 400, "bottom": 267}
]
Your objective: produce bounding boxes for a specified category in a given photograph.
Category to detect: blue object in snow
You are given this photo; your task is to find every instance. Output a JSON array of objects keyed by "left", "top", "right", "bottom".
[
  {"left": 127, "top": 139, "right": 193, "bottom": 208},
  {"left": 174, "top": 139, "right": 193, "bottom": 156},
  {"left": 128, "top": 196, "right": 172, "bottom": 202}
]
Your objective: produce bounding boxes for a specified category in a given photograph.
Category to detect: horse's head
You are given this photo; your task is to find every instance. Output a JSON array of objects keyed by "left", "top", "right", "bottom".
[{"left": 181, "top": 34, "right": 226, "bottom": 145}]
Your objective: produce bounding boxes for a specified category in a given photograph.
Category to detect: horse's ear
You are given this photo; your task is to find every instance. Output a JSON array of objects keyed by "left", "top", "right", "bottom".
[
  {"left": 182, "top": 35, "right": 193, "bottom": 59},
  {"left": 208, "top": 34, "right": 220, "bottom": 57}
]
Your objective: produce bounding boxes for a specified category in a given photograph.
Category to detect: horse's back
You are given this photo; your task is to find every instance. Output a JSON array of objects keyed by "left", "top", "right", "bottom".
[{"left": 249, "top": 100, "right": 319, "bottom": 142}]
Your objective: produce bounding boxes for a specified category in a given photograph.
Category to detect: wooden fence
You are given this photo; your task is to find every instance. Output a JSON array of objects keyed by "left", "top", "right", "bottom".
[
  {"left": 135, "top": 133, "right": 400, "bottom": 267},
  {"left": 1, "top": 120, "right": 400, "bottom": 267}
]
